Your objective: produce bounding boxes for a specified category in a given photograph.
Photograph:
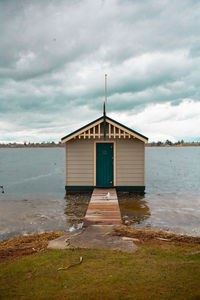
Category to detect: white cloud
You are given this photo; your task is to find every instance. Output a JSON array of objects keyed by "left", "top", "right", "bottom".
[
  {"left": 0, "top": 0, "right": 200, "bottom": 142},
  {"left": 110, "top": 99, "right": 200, "bottom": 142}
]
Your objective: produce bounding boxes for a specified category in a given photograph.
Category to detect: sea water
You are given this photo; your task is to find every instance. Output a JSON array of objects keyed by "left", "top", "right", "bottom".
[{"left": 0, "top": 147, "right": 200, "bottom": 240}]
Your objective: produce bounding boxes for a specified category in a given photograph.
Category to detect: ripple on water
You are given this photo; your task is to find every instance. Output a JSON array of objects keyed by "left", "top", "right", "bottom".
[{"left": 0, "top": 147, "right": 200, "bottom": 239}]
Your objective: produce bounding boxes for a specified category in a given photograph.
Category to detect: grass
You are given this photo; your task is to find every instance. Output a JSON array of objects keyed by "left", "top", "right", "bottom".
[{"left": 0, "top": 239, "right": 200, "bottom": 300}]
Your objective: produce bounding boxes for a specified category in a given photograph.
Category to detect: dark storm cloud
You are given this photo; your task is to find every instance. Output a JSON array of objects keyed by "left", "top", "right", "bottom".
[{"left": 0, "top": 0, "right": 200, "bottom": 142}]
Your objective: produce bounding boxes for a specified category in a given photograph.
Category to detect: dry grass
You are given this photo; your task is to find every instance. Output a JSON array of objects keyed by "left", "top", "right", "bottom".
[
  {"left": 112, "top": 225, "right": 200, "bottom": 245},
  {"left": 1, "top": 227, "right": 200, "bottom": 263},
  {"left": 0, "top": 232, "right": 64, "bottom": 261}
]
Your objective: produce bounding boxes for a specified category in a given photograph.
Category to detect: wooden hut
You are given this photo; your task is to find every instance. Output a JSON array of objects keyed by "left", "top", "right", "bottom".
[{"left": 61, "top": 111, "right": 148, "bottom": 194}]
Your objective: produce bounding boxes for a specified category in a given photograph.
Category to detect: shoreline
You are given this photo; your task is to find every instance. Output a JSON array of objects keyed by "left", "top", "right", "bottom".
[
  {"left": 0, "top": 146, "right": 64, "bottom": 149},
  {"left": 1, "top": 226, "right": 200, "bottom": 262},
  {"left": 145, "top": 145, "right": 200, "bottom": 147},
  {"left": 0, "top": 143, "right": 200, "bottom": 149},
  {"left": 0, "top": 145, "right": 199, "bottom": 149}
]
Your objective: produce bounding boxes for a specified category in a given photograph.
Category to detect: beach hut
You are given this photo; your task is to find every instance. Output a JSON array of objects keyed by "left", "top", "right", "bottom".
[
  {"left": 61, "top": 75, "right": 148, "bottom": 194},
  {"left": 61, "top": 110, "right": 148, "bottom": 194}
]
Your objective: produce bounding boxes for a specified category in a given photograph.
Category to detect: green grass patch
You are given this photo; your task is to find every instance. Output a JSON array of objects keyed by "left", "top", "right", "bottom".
[{"left": 0, "top": 243, "right": 200, "bottom": 300}]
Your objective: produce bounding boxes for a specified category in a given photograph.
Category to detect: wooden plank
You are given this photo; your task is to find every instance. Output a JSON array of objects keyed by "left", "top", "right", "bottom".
[
  {"left": 119, "top": 128, "right": 121, "bottom": 138},
  {"left": 98, "top": 124, "right": 101, "bottom": 139},
  {"left": 93, "top": 126, "right": 95, "bottom": 139},
  {"left": 84, "top": 188, "right": 122, "bottom": 226},
  {"left": 109, "top": 123, "right": 111, "bottom": 138}
]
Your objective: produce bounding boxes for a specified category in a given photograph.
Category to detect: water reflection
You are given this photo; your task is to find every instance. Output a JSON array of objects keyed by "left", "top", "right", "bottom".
[
  {"left": 64, "top": 192, "right": 151, "bottom": 228},
  {"left": 118, "top": 193, "right": 151, "bottom": 226},
  {"left": 64, "top": 193, "right": 91, "bottom": 228}
]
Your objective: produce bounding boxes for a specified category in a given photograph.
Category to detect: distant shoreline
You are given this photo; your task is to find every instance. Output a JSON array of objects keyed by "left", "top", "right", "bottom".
[
  {"left": 0, "top": 144, "right": 199, "bottom": 148},
  {"left": 145, "top": 144, "right": 200, "bottom": 147},
  {"left": 0, "top": 144, "right": 64, "bottom": 148}
]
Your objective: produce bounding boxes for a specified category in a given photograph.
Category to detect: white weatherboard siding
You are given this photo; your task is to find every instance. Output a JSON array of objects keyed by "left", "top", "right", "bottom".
[
  {"left": 65, "top": 136, "right": 145, "bottom": 187},
  {"left": 65, "top": 139, "right": 94, "bottom": 186},
  {"left": 116, "top": 139, "right": 145, "bottom": 186}
]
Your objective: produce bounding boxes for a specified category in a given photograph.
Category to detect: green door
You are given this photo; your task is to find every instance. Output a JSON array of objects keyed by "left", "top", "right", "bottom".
[{"left": 96, "top": 143, "right": 113, "bottom": 187}]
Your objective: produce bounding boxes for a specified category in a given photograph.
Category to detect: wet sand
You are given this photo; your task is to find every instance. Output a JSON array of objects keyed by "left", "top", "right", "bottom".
[
  {"left": 118, "top": 192, "right": 200, "bottom": 236},
  {"left": 1, "top": 192, "right": 200, "bottom": 241}
]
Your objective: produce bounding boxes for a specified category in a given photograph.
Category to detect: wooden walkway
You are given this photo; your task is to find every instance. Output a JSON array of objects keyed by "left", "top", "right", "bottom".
[{"left": 84, "top": 188, "right": 122, "bottom": 225}]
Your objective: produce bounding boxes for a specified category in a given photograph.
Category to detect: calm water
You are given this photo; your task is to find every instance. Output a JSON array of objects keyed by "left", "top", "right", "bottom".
[{"left": 0, "top": 147, "right": 200, "bottom": 240}]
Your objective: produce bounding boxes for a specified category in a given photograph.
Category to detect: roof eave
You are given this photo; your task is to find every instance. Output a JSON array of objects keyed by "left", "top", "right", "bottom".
[
  {"left": 61, "top": 116, "right": 104, "bottom": 143},
  {"left": 61, "top": 115, "right": 148, "bottom": 143},
  {"left": 106, "top": 116, "right": 148, "bottom": 142}
]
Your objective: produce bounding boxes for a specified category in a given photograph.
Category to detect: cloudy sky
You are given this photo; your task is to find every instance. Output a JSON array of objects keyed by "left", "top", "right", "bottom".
[{"left": 1, "top": 0, "right": 200, "bottom": 143}]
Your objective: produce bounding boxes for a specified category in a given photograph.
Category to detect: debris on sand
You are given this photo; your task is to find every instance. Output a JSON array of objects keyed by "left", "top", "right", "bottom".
[
  {"left": 0, "top": 232, "right": 64, "bottom": 261},
  {"left": 1, "top": 226, "right": 200, "bottom": 262},
  {"left": 111, "top": 225, "right": 200, "bottom": 245}
]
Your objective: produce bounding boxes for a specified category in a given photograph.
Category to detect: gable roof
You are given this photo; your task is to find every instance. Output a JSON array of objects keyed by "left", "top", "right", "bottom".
[{"left": 61, "top": 115, "right": 148, "bottom": 143}]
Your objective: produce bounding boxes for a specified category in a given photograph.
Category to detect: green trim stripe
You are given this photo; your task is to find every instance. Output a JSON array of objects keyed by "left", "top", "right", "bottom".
[{"left": 65, "top": 186, "right": 145, "bottom": 191}]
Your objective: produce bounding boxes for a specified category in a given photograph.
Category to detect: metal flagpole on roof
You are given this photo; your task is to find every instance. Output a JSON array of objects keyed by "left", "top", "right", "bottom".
[
  {"left": 105, "top": 74, "right": 107, "bottom": 115},
  {"left": 103, "top": 74, "right": 107, "bottom": 140}
]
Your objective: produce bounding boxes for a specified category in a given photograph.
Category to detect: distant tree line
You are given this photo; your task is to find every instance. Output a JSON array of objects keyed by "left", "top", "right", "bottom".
[
  {"left": 0, "top": 140, "right": 199, "bottom": 148},
  {"left": 0, "top": 141, "right": 64, "bottom": 148},
  {"left": 146, "top": 140, "right": 200, "bottom": 147}
]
